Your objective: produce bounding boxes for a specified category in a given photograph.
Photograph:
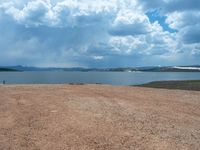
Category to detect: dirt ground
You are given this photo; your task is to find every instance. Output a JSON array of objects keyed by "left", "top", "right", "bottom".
[{"left": 0, "top": 84, "right": 200, "bottom": 150}]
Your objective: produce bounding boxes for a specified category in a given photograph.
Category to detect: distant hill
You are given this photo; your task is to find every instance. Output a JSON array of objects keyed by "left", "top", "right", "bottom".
[
  {"left": 137, "top": 66, "right": 200, "bottom": 72},
  {"left": 0, "top": 65, "right": 200, "bottom": 72}
]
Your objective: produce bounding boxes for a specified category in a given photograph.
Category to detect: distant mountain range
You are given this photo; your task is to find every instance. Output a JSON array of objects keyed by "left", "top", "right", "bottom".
[{"left": 1, "top": 65, "right": 200, "bottom": 72}]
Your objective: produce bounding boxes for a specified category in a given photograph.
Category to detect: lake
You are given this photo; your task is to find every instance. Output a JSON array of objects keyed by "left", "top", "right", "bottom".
[{"left": 0, "top": 71, "right": 200, "bottom": 85}]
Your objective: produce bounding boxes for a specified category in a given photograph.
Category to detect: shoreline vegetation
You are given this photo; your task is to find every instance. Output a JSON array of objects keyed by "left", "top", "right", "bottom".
[{"left": 138, "top": 80, "right": 200, "bottom": 91}]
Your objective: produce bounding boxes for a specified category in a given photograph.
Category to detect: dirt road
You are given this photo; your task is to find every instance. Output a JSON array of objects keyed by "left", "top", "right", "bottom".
[{"left": 0, "top": 85, "right": 200, "bottom": 150}]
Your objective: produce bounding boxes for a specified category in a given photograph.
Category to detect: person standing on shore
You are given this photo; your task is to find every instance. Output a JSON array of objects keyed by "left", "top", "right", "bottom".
[{"left": 3, "top": 80, "right": 5, "bottom": 85}]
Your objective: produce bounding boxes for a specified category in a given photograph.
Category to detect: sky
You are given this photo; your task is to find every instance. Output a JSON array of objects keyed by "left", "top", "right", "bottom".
[{"left": 0, "top": 0, "right": 200, "bottom": 68}]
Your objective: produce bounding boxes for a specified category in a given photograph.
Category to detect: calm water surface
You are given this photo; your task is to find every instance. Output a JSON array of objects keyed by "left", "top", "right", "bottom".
[{"left": 0, "top": 71, "right": 200, "bottom": 85}]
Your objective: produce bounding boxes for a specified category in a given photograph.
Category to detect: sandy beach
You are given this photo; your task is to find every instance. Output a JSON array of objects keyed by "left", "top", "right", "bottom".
[{"left": 0, "top": 84, "right": 200, "bottom": 150}]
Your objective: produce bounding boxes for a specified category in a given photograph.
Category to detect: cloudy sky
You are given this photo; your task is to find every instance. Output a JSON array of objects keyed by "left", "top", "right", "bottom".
[{"left": 0, "top": 0, "right": 200, "bottom": 67}]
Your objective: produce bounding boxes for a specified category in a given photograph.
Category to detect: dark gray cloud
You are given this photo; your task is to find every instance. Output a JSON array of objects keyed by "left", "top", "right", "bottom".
[
  {"left": 165, "top": 0, "right": 200, "bottom": 12},
  {"left": 140, "top": 0, "right": 200, "bottom": 13},
  {"left": 180, "top": 25, "right": 200, "bottom": 44}
]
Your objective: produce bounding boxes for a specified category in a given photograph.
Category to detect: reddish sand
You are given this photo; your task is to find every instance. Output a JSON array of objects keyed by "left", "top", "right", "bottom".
[{"left": 0, "top": 85, "right": 200, "bottom": 150}]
